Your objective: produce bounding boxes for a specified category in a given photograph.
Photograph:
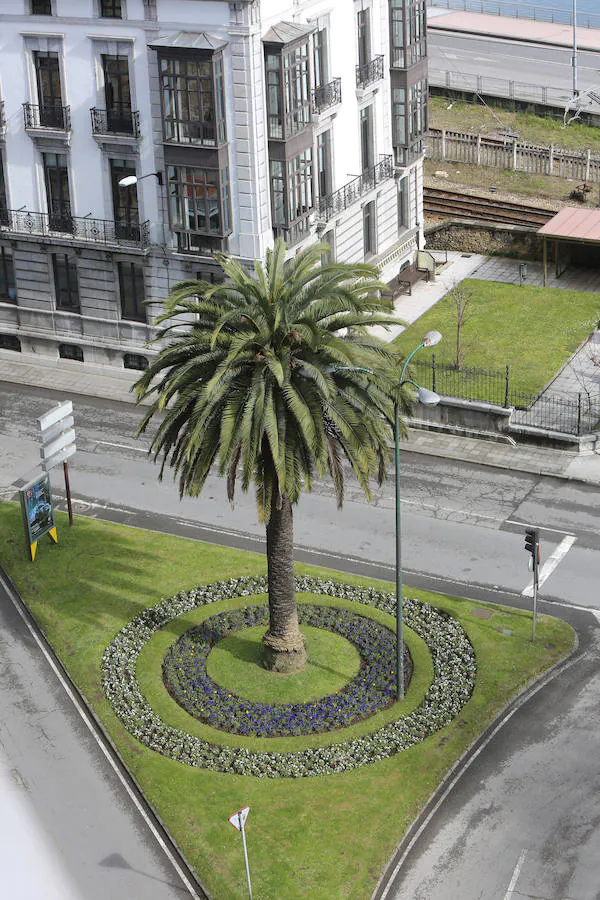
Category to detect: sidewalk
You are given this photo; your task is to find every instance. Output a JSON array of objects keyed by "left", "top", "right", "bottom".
[{"left": 428, "top": 8, "right": 600, "bottom": 53}]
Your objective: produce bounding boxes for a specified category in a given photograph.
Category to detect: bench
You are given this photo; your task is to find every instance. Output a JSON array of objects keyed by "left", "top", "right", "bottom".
[{"left": 385, "top": 265, "right": 429, "bottom": 299}]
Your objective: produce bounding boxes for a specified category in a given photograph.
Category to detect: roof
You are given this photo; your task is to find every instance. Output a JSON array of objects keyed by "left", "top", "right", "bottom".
[
  {"left": 262, "top": 21, "right": 314, "bottom": 45},
  {"left": 538, "top": 207, "right": 600, "bottom": 243},
  {"left": 148, "top": 32, "right": 228, "bottom": 51}
]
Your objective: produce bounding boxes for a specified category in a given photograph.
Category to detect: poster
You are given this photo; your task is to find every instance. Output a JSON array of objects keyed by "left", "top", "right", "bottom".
[{"left": 19, "top": 473, "right": 57, "bottom": 560}]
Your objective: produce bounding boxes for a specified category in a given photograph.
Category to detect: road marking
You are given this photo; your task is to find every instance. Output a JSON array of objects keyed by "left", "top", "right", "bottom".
[
  {"left": 505, "top": 519, "right": 575, "bottom": 537},
  {"left": 504, "top": 848, "right": 527, "bottom": 899},
  {"left": 522, "top": 535, "right": 577, "bottom": 597},
  {"left": 93, "top": 440, "right": 148, "bottom": 454}
]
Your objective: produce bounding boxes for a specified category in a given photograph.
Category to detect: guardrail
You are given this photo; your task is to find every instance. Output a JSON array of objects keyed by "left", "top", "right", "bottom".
[
  {"left": 0, "top": 208, "right": 150, "bottom": 248},
  {"left": 312, "top": 78, "right": 342, "bottom": 114},
  {"left": 429, "top": 67, "right": 585, "bottom": 112},
  {"left": 316, "top": 155, "right": 394, "bottom": 222}
]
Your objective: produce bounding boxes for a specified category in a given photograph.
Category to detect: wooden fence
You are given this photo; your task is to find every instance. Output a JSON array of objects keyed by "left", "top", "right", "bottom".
[{"left": 426, "top": 128, "right": 600, "bottom": 183}]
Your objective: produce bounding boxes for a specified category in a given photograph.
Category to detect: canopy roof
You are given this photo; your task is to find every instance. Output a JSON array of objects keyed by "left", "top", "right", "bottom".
[{"left": 538, "top": 207, "right": 600, "bottom": 244}]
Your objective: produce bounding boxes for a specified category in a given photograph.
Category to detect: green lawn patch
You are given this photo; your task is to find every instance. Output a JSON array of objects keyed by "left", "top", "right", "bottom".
[
  {"left": 394, "top": 279, "right": 600, "bottom": 395},
  {"left": 0, "top": 502, "right": 575, "bottom": 899},
  {"left": 206, "top": 624, "right": 361, "bottom": 704}
]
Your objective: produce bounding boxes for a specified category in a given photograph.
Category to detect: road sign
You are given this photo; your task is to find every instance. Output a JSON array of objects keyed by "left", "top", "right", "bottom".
[
  {"left": 228, "top": 806, "right": 250, "bottom": 832},
  {"left": 38, "top": 401, "right": 76, "bottom": 523}
]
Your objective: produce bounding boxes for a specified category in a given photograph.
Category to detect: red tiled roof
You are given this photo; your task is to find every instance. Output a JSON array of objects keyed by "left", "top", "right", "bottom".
[{"left": 538, "top": 207, "right": 600, "bottom": 242}]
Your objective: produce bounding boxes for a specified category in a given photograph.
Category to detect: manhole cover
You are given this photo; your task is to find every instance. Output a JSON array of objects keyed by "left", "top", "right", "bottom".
[{"left": 470, "top": 608, "right": 494, "bottom": 619}]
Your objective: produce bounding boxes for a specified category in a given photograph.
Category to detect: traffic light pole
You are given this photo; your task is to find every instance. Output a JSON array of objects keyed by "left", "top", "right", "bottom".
[{"left": 531, "top": 549, "right": 538, "bottom": 643}]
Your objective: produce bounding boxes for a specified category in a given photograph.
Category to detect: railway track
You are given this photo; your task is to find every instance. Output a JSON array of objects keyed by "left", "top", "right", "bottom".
[{"left": 424, "top": 187, "right": 556, "bottom": 228}]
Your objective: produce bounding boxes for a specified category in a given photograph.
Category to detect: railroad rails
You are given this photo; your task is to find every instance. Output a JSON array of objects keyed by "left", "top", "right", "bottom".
[{"left": 424, "top": 187, "right": 556, "bottom": 228}]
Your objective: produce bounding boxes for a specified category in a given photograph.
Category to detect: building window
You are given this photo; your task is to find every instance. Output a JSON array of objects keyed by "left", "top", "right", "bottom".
[
  {"left": 44, "top": 153, "right": 72, "bottom": 233},
  {"left": 196, "top": 267, "right": 225, "bottom": 284},
  {"left": 118, "top": 261, "right": 146, "bottom": 321},
  {"left": 0, "top": 154, "right": 8, "bottom": 227},
  {"left": 269, "top": 149, "right": 313, "bottom": 245},
  {"left": 167, "top": 165, "right": 231, "bottom": 252},
  {"left": 0, "top": 248, "right": 16, "bottom": 303},
  {"left": 31, "top": 0, "right": 52, "bottom": 13},
  {"left": 357, "top": 9, "right": 371, "bottom": 70},
  {"left": 34, "top": 52, "right": 64, "bottom": 128},
  {"left": 0, "top": 334, "right": 21, "bottom": 352},
  {"left": 313, "top": 29, "right": 328, "bottom": 88},
  {"left": 320, "top": 230, "right": 335, "bottom": 264},
  {"left": 102, "top": 55, "right": 132, "bottom": 133},
  {"left": 53, "top": 255, "right": 79, "bottom": 310},
  {"left": 398, "top": 176, "right": 409, "bottom": 232},
  {"left": 265, "top": 42, "right": 311, "bottom": 140},
  {"left": 110, "top": 159, "right": 140, "bottom": 241},
  {"left": 360, "top": 106, "right": 374, "bottom": 172},
  {"left": 100, "top": 0, "right": 123, "bottom": 18},
  {"left": 59, "top": 343, "right": 84, "bottom": 362},
  {"left": 394, "top": 78, "right": 427, "bottom": 166},
  {"left": 392, "top": 87, "right": 406, "bottom": 147},
  {"left": 124, "top": 353, "right": 149, "bottom": 371},
  {"left": 363, "top": 201, "right": 376, "bottom": 258},
  {"left": 160, "top": 56, "right": 226, "bottom": 146},
  {"left": 316, "top": 130, "right": 332, "bottom": 199}
]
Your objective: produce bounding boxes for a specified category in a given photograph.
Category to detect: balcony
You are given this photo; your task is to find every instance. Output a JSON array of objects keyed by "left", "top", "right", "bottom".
[
  {"left": 23, "top": 102, "right": 71, "bottom": 131},
  {"left": 311, "top": 78, "right": 342, "bottom": 115},
  {"left": 91, "top": 106, "right": 140, "bottom": 139},
  {"left": 356, "top": 55, "right": 384, "bottom": 89},
  {"left": 316, "top": 155, "right": 394, "bottom": 223},
  {"left": 0, "top": 208, "right": 150, "bottom": 249}
]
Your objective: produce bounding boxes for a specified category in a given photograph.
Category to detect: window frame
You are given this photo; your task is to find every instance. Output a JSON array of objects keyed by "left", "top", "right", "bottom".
[
  {"left": 159, "top": 53, "right": 226, "bottom": 147},
  {"left": 52, "top": 253, "right": 80, "bottom": 312},
  {"left": 265, "top": 39, "right": 312, "bottom": 141},
  {"left": 31, "top": 0, "right": 53, "bottom": 14},
  {"left": 118, "top": 260, "right": 146, "bottom": 322},
  {"left": 167, "top": 164, "right": 232, "bottom": 251},
  {"left": 0, "top": 247, "right": 17, "bottom": 303},
  {"left": 99, "top": 0, "right": 124, "bottom": 19},
  {"left": 363, "top": 200, "right": 376, "bottom": 258}
]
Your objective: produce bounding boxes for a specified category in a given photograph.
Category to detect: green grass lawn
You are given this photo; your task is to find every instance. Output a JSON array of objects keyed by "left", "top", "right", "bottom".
[
  {"left": 394, "top": 279, "right": 600, "bottom": 395},
  {"left": 0, "top": 502, "right": 575, "bottom": 899}
]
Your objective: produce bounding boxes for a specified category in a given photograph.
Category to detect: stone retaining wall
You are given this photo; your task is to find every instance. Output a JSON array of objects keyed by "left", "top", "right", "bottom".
[{"left": 425, "top": 220, "right": 544, "bottom": 260}]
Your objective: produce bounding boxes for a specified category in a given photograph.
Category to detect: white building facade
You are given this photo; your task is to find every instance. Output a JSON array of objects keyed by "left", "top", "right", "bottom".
[{"left": 0, "top": 0, "right": 427, "bottom": 372}]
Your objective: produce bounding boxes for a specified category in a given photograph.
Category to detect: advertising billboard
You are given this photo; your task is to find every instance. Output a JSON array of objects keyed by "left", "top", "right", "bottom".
[{"left": 19, "top": 473, "right": 57, "bottom": 560}]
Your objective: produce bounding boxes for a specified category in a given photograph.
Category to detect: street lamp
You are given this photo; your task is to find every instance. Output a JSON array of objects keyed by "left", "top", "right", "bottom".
[
  {"left": 395, "top": 330, "right": 442, "bottom": 700},
  {"left": 118, "top": 171, "right": 163, "bottom": 187}
]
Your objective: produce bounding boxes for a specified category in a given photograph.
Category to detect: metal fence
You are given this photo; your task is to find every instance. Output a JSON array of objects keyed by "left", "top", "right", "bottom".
[
  {"left": 427, "top": 0, "right": 600, "bottom": 29},
  {"left": 428, "top": 67, "right": 592, "bottom": 114},
  {"left": 426, "top": 127, "right": 600, "bottom": 182},
  {"left": 411, "top": 358, "right": 600, "bottom": 435}
]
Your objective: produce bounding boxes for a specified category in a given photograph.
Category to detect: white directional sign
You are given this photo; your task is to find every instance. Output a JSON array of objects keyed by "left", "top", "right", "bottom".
[
  {"left": 38, "top": 402, "right": 76, "bottom": 473},
  {"left": 228, "top": 806, "right": 250, "bottom": 832}
]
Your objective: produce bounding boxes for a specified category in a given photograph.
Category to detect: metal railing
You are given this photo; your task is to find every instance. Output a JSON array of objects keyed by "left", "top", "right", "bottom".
[
  {"left": 316, "top": 155, "right": 394, "bottom": 222},
  {"left": 427, "top": 0, "right": 600, "bottom": 30},
  {"left": 312, "top": 78, "right": 342, "bottom": 114},
  {"left": 412, "top": 358, "right": 600, "bottom": 435},
  {"left": 23, "top": 102, "right": 71, "bottom": 130},
  {"left": 0, "top": 207, "right": 150, "bottom": 248},
  {"left": 91, "top": 105, "right": 140, "bottom": 137},
  {"left": 356, "top": 55, "right": 384, "bottom": 89}
]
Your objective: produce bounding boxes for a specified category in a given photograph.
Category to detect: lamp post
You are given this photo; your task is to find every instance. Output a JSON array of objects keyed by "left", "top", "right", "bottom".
[{"left": 395, "top": 330, "right": 442, "bottom": 700}]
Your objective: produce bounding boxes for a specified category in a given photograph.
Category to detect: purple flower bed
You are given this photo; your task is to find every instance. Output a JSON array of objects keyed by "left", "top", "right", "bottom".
[{"left": 162, "top": 604, "right": 412, "bottom": 737}]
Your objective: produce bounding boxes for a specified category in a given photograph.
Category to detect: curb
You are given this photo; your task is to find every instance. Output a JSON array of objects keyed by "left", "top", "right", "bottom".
[
  {"left": 0, "top": 562, "right": 212, "bottom": 900},
  {"left": 428, "top": 20, "right": 600, "bottom": 54},
  {"left": 371, "top": 616, "right": 583, "bottom": 900}
]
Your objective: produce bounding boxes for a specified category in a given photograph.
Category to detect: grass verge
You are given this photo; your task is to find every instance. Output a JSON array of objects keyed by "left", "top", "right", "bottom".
[
  {"left": 0, "top": 502, "right": 575, "bottom": 899},
  {"left": 393, "top": 278, "right": 600, "bottom": 395}
]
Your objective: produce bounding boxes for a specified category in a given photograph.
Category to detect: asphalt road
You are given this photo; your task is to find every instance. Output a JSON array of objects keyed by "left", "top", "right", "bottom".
[
  {"left": 2, "top": 381, "right": 600, "bottom": 900},
  {"left": 429, "top": 31, "right": 600, "bottom": 102}
]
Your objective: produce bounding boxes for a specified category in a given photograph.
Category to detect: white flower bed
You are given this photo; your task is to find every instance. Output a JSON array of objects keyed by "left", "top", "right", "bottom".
[{"left": 101, "top": 576, "right": 477, "bottom": 778}]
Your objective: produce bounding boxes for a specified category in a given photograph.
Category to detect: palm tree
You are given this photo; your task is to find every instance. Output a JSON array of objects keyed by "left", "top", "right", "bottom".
[{"left": 135, "top": 239, "right": 408, "bottom": 673}]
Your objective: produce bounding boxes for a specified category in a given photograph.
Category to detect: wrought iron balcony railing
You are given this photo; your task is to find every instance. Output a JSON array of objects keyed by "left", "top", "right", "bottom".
[
  {"left": 311, "top": 78, "right": 342, "bottom": 115},
  {"left": 0, "top": 208, "right": 150, "bottom": 248},
  {"left": 23, "top": 102, "right": 71, "bottom": 130},
  {"left": 91, "top": 105, "right": 140, "bottom": 137},
  {"left": 355, "top": 55, "right": 385, "bottom": 89},
  {"left": 316, "top": 155, "right": 394, "bottom": 222}
]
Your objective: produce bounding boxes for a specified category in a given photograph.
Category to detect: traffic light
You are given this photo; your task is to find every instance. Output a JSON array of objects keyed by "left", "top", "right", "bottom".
[{"left": 524, "top": 527, "right": 539, "bottom": 557}]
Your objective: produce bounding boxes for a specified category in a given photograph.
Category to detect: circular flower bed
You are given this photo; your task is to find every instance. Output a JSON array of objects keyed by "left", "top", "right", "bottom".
[
  {"left": 163, "top": 604, "right": 412, "bottom": 737},
  {"left": 101, "top": 576, "right": 477, "bottom": 778}
]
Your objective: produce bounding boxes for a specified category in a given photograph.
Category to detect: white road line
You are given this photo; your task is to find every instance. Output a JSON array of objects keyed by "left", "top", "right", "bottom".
[
  {"left": 93, "top": 440, "right": 148, "bottom": 453},
  {"left": 505, "top": 519, "right": 575, "bottom": 537},
  {"left": 522, "top": 535, "right": 577, "bottom": 598},
  {"left": 504, "top": 848, "right": 527, "bottom": 900}
]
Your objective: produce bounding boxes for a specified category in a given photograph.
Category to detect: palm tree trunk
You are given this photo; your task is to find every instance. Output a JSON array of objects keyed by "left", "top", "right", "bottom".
[{"left": 262, "top": 494, "right": 307, "bottom": 673}]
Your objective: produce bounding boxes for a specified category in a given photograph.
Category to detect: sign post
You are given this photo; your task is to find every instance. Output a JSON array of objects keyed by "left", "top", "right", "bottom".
[
  {"left": 228, "top": 806, "right": 252, "bottom": 899},
  {"left": 19, "top": 472, "right": 58, "bottom": 561},
  {"left": 38, "top": 401, "right": 76, "bottom": 525}
]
